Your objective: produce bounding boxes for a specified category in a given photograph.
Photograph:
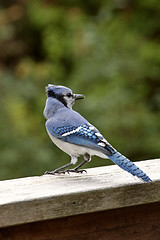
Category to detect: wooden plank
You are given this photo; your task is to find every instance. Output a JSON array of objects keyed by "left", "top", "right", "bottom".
[
  {"left": 0, "top": 202, "right": 159, "bottom": 240},
  {"left": 0, "top": 159, "right": 159, "bottom": 228}
]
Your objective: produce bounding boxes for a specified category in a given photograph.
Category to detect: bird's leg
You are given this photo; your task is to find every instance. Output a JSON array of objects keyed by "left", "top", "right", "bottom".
[
  {"left": 44, "top": 154, "right": 91, "bottom": 175},
  {"left": 67, "top": 160, "right": 88, "bottom": 173},
  {"left": 66, "top": 153, "right": 91, "bottom": 174},
  {"left": 44, "top": 162, "right": 73, "bottom": 175}
]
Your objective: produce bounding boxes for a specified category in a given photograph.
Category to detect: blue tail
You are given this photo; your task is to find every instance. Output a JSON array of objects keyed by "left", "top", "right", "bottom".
[{"left": 108, "top": 151, "right": 152, "bottom": 182}]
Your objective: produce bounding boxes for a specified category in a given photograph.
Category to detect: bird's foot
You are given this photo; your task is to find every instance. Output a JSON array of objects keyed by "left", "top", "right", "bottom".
[
  {"left": 65, "top": 169, "right": 87, "bottom": 174},
  {"left": 44, "top": 169, "right": 87, "bottom": 175},
  {"left": 44, "top": 170, "right": 65, "bottom": 175}
]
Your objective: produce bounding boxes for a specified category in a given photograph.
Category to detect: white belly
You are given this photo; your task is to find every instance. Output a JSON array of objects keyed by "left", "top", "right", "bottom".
[{"left": 47, "top": 130, "right": 108, "bottom": 159}]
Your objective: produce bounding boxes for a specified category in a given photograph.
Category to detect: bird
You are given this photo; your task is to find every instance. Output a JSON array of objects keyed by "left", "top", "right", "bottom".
[{"left": 43, "top": 84, "right": 152, "bottom": 182}]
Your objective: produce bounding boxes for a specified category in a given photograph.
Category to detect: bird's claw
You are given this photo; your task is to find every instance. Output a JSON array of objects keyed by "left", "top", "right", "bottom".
[
  {"left": 66, "top": 169, "right": 87, "bottom": 174},
  {"left": 44, "top": 169, "right": 87, "bottom": 175},
  {"left": 44, "top": 170, "right": 65, "bottom": 175}
]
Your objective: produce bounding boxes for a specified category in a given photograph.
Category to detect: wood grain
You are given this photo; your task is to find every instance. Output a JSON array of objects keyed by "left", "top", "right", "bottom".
[
  {"left": 0, "top": 203, "right": 159, "bottom": 240},
  {"left": 0, "top": 159, "right": 159, "bottom": 228}
]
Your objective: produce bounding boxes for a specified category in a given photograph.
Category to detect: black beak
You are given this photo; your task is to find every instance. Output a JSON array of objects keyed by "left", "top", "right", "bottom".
[{"left": 74, "top": 94, "right": 85, "bottom": 100}]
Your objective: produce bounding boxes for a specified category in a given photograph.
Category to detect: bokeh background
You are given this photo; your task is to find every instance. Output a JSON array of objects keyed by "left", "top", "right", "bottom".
[{"left": 0, "top": 0, "right": 160, "bottom": 180}]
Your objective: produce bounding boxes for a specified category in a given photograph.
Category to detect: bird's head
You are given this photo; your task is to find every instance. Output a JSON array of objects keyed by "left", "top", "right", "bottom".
[{"left": 45, "top": 84, "right": 85, "bottom": 109}]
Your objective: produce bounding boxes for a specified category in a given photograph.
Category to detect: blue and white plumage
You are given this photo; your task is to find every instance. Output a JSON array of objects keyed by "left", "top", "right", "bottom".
[{"left": 43, "top": 84, "right": 152, "bottom": 182}]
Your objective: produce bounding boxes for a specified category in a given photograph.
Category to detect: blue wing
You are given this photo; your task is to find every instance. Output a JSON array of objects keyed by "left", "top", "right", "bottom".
[
  {"left": 46, "top": 122, "right": 152, "bottom": 183},
  {"left": 46, "top": 122, "right": 114, "bottom": 156}
]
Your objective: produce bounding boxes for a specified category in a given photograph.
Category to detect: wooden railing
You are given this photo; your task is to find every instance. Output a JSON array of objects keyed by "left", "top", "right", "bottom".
[{"left": 0, "top": 159, "right": 159, "bottom": 240}]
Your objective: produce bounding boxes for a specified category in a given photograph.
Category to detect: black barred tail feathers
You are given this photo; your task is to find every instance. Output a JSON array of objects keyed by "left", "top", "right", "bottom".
[{"left": 108, "top": 151, "right": 152, "bottom": 182}]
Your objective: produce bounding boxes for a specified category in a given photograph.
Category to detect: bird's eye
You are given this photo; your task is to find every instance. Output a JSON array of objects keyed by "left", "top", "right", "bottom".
[{"left": 66, "top": 93, "right": 72, "bottom": 98}]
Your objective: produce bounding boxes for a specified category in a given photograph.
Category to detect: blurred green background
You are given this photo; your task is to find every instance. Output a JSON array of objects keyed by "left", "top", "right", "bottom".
[{"left": 0, "top": 0, "right": 160, "bottom": 180}]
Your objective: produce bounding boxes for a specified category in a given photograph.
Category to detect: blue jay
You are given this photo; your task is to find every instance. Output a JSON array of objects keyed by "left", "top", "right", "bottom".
[{"left": 43, "top": 84, "right": 152, "bottom": 182}]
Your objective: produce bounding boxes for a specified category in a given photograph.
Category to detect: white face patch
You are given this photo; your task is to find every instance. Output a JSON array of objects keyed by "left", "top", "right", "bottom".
[
  {"left": 62, "top": 126, "right": 82, "bottom": 137},
  {"left": 63, "top": 96, "right": 75, "bottom": 109}
]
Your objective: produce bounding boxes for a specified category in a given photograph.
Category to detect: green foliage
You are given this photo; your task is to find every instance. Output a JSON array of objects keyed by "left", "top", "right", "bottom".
[{"left": 0, "top": 0, "right": 160, "bottom": 180}]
